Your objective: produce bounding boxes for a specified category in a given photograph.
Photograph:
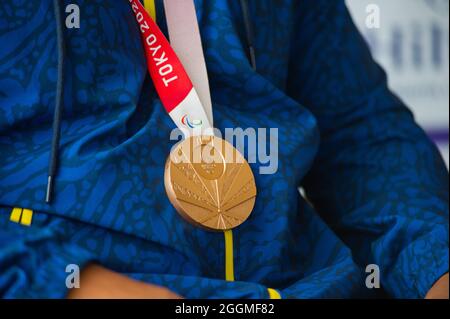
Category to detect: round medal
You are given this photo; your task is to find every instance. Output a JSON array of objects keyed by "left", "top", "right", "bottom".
[{"left": 165, "top": 135, "right": 256, "bottom": 231}]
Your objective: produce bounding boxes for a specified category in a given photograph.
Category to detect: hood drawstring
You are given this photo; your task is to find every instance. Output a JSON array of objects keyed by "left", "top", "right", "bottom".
[
  {"left": 46, "top": 0, "right": 66, "bottom": 203},
  {"left": 240, "top": 0, "right": 256, "bottom": 70}
]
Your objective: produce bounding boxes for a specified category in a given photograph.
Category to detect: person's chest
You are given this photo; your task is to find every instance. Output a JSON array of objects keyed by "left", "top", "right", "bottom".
[{"left": 0, "top": 0, "right": 319, "bottom": 269}]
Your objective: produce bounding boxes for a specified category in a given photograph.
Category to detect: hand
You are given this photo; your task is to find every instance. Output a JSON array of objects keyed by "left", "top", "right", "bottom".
[
  {"left": 425, "top": 273, "right": 449, "bottom": 299},
  {"left": 67, "top": 264, "right": 182, "bottom": 299}
]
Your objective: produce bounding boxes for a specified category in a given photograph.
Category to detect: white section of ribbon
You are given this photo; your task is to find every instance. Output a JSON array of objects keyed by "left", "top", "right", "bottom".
[
  {"left": 169, "top": 88, "right": 213, "bottom": 136},
  {"left": 163, "top": 0, "right": 214, "bottom": 126}
]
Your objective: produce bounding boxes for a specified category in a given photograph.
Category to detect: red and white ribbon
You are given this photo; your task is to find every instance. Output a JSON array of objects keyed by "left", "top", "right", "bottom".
[{"left": 128, "top": 0, "right": 212, "bottom": 135}]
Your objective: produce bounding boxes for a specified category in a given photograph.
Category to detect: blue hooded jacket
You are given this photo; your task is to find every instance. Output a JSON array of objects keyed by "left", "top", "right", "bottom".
[{"left": 0, "top": 0, "right": 448, "bottom": 298}]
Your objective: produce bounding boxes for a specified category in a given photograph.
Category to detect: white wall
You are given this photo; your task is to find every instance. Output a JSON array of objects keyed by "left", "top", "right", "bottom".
[{"left": 346, "top": 0, "right": 449, "bottom": 167}]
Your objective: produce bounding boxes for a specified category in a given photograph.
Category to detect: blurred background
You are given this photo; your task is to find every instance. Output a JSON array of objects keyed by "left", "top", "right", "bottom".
[{"left": 346, "top": 0, "right": 449, "bottom": 167}]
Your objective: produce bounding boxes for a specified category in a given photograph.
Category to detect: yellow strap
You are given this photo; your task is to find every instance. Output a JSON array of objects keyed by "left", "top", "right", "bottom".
[
  {"left": 224, "top": 230, "right": 235, "bottom": 281},
  {"left": 9, "top": 207, "right": 33, "bottom": 226},
  {"left": 144, "top": 0, "right": 157, "bottom": 21},
  {"left": 21, "top": 209, "right": 33, "bottom": 226},
  {"left": 267, "top": 288, "right": 281, "bottom": 299},
  {"left": 224, "top": 230, "right": 281, "bottom": 299},
  {"left": 10, "top": 207, "right": 22, "bottom": 223}
]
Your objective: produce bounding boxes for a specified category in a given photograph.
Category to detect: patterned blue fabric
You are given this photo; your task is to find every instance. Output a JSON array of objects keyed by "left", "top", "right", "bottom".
[{"left": 0, "top": 0, "right": 448, "bottom": 299}]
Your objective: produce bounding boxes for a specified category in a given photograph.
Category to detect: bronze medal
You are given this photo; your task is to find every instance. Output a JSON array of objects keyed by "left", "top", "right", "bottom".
[
  {"left": 165, "top": 135, "right": 257, "bottom": 231},
  {"left": 130, "top": 0, "right": 257, "bottom": 230}
]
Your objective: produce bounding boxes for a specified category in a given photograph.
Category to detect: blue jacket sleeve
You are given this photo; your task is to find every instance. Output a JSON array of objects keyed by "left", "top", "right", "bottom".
[
  {"left": 287, "top": 0, "right": 449, "bottom": 298},
  {"left": 0, "top": 210, "right": 95, "bottom": 298}
]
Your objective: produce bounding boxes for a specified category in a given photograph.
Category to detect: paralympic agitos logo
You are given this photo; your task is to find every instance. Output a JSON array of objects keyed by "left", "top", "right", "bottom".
[{"left": 181, "top": 115, "right": 203, "bottom": 128}]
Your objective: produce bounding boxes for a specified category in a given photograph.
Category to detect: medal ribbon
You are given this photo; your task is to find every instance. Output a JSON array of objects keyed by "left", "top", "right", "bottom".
[{"left": 128, "top": 0, "right": 212, "bottom": 135}]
